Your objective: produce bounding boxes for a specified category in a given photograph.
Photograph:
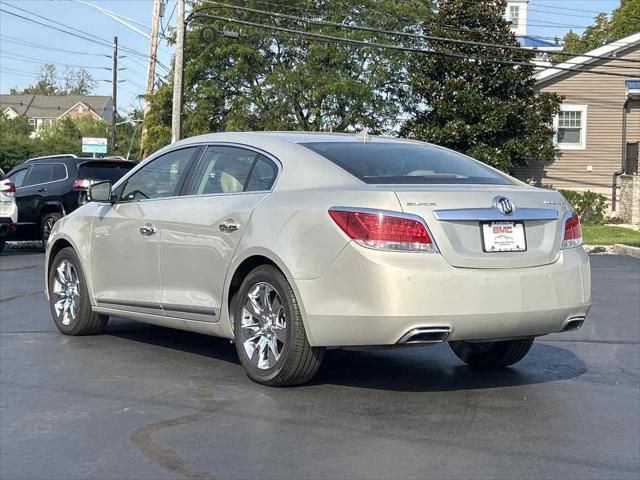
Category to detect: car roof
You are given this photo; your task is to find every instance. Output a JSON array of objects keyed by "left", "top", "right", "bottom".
[{"left": 178, "top": 131, "right": 421, "bottom": 147}]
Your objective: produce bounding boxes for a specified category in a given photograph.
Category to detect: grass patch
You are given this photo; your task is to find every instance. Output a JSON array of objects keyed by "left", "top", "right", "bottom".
[{"left": 582, "top": 225, "right": 640, "bottom": 246}]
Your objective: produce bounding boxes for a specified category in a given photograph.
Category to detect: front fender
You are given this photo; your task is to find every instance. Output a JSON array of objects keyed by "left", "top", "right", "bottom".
[{"left": 44, "top": 205, "right": 97, "bottom": 302}]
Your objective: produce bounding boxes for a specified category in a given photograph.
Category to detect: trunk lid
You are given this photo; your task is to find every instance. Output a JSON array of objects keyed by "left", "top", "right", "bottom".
[{"left": 394, "top": 185, "right": 568, "bottom": 269}]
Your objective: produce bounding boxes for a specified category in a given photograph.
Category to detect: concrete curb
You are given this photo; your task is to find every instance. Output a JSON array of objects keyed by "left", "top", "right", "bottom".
[{"left": 614, "top": 244, "right": 640, "bottom": 258}]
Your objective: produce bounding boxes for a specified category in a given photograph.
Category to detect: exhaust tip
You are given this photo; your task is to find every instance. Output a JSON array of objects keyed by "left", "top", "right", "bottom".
[
  {"left": 562, "top": 317, "right": 585, "bottom": 332},
  {"left": 398, "top": 327, "right": 451, "bottom": 345}
]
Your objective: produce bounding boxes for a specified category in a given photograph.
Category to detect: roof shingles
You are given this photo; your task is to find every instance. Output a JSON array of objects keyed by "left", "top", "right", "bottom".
[{"left": 0, "top": 94, "right": 113, "bottom": 122}]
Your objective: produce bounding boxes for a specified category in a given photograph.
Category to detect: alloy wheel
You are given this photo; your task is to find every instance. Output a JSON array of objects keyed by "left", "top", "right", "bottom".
[
  {"left": 43, "top": 217, "right": 57, "bottom": 243},
  {"left": 239, "top": 282, "right": 287, "bottom": 370},
  {"left": 51, "top": 259, "right": 80, "bottom": 326}
]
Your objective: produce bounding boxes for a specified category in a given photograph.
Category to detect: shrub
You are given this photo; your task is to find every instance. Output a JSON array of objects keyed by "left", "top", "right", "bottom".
[{"left": 559, "top": 190, "right": 608, "bottom": 225}]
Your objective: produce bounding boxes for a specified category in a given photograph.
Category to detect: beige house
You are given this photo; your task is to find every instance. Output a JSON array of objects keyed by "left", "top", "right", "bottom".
[
  {"left": 0, "top": 94, "right": 113, "bottom": 131},
  {"left": 518, "top": 33, "right": 640, "bottom": 206}
]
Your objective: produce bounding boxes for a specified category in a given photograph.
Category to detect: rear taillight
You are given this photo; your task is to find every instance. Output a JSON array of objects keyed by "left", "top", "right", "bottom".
[
  {"left": 0, "top": 181, "right": 16, "bottom": 195},
  {"left": 562, "top": 211, "right": 582, "bottom": 249},
  {"left": 73, "top": 179, "right": 91, "bottom": 189},
  {"left": 329, "top": 208, "right": 438, "bottom": 252}
]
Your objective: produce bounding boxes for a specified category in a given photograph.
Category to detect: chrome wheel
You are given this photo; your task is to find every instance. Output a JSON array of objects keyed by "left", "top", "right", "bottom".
[
  {"left": 51, "top": 259, "right": 80, "bottom": 326},
  {"left": 239, "top": 282, "right": 286, "bottom": 370}
]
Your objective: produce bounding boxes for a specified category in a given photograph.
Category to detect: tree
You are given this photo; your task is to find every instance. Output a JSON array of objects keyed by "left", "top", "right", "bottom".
[
  {"left": 142, "top": 0, "right": 433, "bottom": 153},
  {"left": 11, "top": 64, "right": 98, "bottom": 96},
  {"left": 61, "top": 68, "right": 98, "bottom": 96},
  {"left": 12, "top": 64, "right": 59, "bottom": 95},
  {"left": 558, "top": 0, "right": 640, "bottom": 59},
  {"left": 402, "top": 0, "right": 561, "bottom": 173},
  {"left": 0, "top": 115, "right": 37, "bottom": 171}
]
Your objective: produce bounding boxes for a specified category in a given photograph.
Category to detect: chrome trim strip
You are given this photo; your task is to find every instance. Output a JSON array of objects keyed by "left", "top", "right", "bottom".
[
  {"left": 25, "top": 154, "right": 78, "bottom": 163},
  {"left": 433, "top": 207, "right": 558, "bottom": 221},
  {"left": 95, "top": 298, "right": 162, "bottom": 311},
  {"left": 162, "top": 304, "right": 218, "bottom": 317},
  {"left": 329, "top": 206, "right": 440, "bottom": 253}
]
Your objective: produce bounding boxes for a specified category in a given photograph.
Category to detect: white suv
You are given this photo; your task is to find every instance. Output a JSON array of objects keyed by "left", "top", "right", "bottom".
[{"left": 0, "top": 168, "right": 18, "bottom": 254}]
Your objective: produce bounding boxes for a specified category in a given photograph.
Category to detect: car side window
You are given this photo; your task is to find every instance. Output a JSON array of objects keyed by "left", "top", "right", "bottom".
[
  {"left": 24, "top": 164, "right": 54, "bottom": 186},
  {"left": 120, "top": 147, "right": 196, "bottom": 202},
  {"left": 52, "top": 163, "right": 67, "bottom": 181},
  {"left": 186, "top": 146, "right": 257, "bottom": 195},
  {"left": 245, "top": 155, "right": 278, "bottom": 192},
  {"left": 9, "top": 168, "right": 29, "bottom": 187}
]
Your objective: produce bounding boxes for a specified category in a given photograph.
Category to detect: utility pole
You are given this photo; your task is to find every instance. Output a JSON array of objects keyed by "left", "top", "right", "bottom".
[
  {"left": 141, "top": 0, "right": 163, "bottom": 157},
  {"left": 111, "top": 36, "right": 118, "bottom": 153},
  {"left": 171, "top": 0, "right": 185, "bottom": 143}
]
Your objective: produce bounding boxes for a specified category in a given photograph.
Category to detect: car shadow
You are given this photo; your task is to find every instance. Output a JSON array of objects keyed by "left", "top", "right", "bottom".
[
  {"left": 106, "top": 319, "right": 587, "bottom": 393},
  {"left": 312, "top": 343, "right": 587, "bottom": 392},
  {"left": 2, "top": 242, "right": 45, "bottom": 256}
]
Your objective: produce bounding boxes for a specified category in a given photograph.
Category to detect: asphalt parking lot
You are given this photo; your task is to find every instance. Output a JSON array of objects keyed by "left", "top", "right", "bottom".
[{"left": 0, "top": 247, "right": 639, "bottom": 480}]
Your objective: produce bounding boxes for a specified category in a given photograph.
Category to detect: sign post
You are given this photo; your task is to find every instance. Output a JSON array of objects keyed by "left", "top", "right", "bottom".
[{"left": 82, "top": 137, "right": 108, "bottom": 157}]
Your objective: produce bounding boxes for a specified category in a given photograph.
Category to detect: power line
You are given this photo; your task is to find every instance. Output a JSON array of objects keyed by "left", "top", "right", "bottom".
[
  {"left": 190, "top": 13, "right": 637, "bottom": 78},
  {"left": 192, "top": 1, "right": 640, "bottom": 65},
  {"left": 0, "top": 35, "right": 111, "bottom": 57},
  {"left": 0, "top": 67, "right": 40, "bottom": 78},
  {"left": 0, "top": 52, "right": 112, "bottom": 70},
  {"left": 527, "top": 7, "right": 603, "bottom": 20},
  {"left": 0, "top": 3, "right": 171, "bottom": 72}
]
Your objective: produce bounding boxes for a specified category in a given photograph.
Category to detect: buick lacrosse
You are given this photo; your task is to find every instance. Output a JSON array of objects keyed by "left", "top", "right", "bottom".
[{"left": 45, "top": 132, "right": 591, "bottom": 386}]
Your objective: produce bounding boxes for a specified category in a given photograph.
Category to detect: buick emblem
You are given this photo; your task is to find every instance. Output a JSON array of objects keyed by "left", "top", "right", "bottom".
[{"left": 494, "top": 197, "right": 515, "bottom": 216}]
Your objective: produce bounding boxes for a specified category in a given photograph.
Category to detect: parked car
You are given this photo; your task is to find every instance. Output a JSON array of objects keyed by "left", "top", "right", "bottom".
[
  {"left": 0, "top": 168, "right": 19, "bottom": 254},
  {"left": 6, "top": 155, "right": 136, "bottom": 244},
  {"left": 45, "top": 133, "right": 591, "bottom": 386}
]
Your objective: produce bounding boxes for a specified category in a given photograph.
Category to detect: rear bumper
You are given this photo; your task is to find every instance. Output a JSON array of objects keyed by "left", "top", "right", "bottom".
[{"left": 294, "top": 244, "right": 591, "bottom": 347}]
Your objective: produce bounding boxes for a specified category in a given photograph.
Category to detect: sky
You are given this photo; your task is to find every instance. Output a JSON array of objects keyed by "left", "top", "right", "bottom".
[{"left": 0, "top": 0, "right": 623, "bottom": 117}]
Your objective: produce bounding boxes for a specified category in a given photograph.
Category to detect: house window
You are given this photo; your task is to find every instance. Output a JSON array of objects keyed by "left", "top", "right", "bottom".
[
  {"left": 43, "top": 118, "right": 54, "bottom": 126},
  {"left": 555, "top": 105, "right": 587, "bottom": 150},
  {"left": 509, "top": 5, "right": 520, "bottom": 27},
  {"left": 28, "top": 118, "right": 36, "bottom": 129}
]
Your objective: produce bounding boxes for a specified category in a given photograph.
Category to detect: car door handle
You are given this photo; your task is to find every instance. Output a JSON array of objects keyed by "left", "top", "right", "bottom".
[
  {"left": 139, "top": 224, "right": 156, "bottom": 236},
  {"left": 219, "top": 221, "right": 240, "bottom": 232},
  {"left": 38, "top": 188, "right": 47, "bottom": 193}
]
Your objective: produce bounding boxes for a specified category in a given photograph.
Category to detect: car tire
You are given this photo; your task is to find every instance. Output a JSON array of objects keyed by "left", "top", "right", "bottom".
[
  {"left": 449, "top": 338, "right": 534, "bottom": 369},
  {"left": 48, "top": 247, "right": 108, "bottom": 336},
  {"left": 0, "top": 236, "right": 5, "bottom": 254},
  {"left": 41, "top": 212, "right": 62, "bottom": 245},
  {"left": 233, "top": 265, "right": 324, "bottom": 386}
]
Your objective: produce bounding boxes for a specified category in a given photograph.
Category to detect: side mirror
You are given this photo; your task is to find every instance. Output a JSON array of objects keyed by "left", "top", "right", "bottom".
[{"left": 89, "top": 181, "right": 113, "bottom": 203}]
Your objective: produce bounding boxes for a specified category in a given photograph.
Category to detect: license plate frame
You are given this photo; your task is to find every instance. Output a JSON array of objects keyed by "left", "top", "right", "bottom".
[{"left": 481, "top": 221, "right": 527, "bottom": 253}]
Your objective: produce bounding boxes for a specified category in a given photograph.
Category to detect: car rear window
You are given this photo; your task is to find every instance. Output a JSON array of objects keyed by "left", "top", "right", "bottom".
[
  {"left": 78, "top": 162, "right": 135, "bottom": 182},
  {"left": 301, "top": 142, "right": 514, "bottom": 185}
]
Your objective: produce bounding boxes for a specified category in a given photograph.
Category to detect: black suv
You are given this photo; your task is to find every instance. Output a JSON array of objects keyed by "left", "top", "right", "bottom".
[{"left": 6, "top": 155, "right": 136, "bottom": 243}]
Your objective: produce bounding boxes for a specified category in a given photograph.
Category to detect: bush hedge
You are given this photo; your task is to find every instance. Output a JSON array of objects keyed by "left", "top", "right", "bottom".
[{"left": 559, "top": 190, "right": 608, "bottom": 225}]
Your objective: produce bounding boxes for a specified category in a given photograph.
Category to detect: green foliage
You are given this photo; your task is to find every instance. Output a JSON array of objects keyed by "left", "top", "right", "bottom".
[
  {"left": 402, "top": 0, "right": 560, "bottom": 173},
  {"left": 557, "top": 0, "right": 640, "bottom": 60},
  {"left": 0, "top": 113, "right": 141, "bottom": 172},
  {"left": 0, "top": 115, "right": 37, "bottom": 171},
  {"left": 10, "top": 64, "right": 97, "bottom": 96},
  {"left": 142, "top": 0, "right": 433, "bottom": 153},
  {"left": 559, "top": 190, "right": 608, "bottom": 225}
]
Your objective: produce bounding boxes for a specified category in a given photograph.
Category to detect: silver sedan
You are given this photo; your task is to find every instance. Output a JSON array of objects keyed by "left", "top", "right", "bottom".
[{"left": 45, "top": 132, "right": 591, "bottom": 386}]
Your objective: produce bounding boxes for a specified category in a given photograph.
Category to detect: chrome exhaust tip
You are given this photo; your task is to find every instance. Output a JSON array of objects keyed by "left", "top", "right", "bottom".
[
  {"left": 562, "top": 316, "right": 585, "bottom": 332},
  {"left": 397, "top": 327, "right": 451, "bottom": 345}
]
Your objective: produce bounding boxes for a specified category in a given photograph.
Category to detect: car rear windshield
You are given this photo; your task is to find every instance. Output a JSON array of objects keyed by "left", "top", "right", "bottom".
[
  {"left": 301, "top": 142, "right": 514, "bottom": 185},
  {"left": 78, "top": 162, "right": 135, "bottom": 182}
]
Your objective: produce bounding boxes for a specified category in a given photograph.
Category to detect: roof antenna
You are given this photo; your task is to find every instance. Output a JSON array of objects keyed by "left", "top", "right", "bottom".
[{"left": 357, "top": 128, "right": 370, "bottom": 144}]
